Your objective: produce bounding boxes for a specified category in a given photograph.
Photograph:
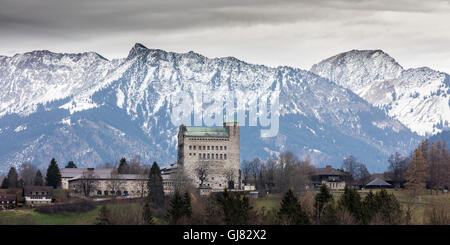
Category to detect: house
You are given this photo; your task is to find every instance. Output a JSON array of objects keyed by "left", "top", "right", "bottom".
[
  {"left": 0, "top": 193, "right": 16, "bottom": 209},
  {"left": 311, "top": 165, "right": 346, "bottom": 190},
  {"left": 23, "top": 186, "right": 53, "bottom": 206},
  {"left": 365, "top": 178, "right": 392, "bottom": 189}
]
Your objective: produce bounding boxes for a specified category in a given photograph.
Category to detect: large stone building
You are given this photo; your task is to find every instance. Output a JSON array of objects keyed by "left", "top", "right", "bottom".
[
  {"left": 65, "top": 168, "right": 176, "bottom": 197},
  {"left": 61, "top": 168, "right": 112, "bottom": 189},
  {"left": 177, "top": 122, "right": 241, "bottom": 190}
]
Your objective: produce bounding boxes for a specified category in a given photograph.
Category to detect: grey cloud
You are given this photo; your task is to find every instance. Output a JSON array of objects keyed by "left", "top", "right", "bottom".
[
  {"left": 0, "top": 0, "right": 449, "bottom": 73},
  {"left": 1, "top": 0, "right": 447, "bottom": 34}
]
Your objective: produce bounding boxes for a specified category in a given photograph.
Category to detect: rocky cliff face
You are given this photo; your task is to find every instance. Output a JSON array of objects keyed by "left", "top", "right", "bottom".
[
  {"left": 0, "top": 44, "right": 421, "bottom": 173},
  {"left": 311, "top": 49, "right": 450, "bottom": 136}
]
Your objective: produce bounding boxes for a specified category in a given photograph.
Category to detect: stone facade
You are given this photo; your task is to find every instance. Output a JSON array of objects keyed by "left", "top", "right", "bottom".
[
  {"left": 67, "top": 169, "right": 175, "bottom": 197},
  {"left": 177, "top": 122, "right": 241, "bottom": 190}
]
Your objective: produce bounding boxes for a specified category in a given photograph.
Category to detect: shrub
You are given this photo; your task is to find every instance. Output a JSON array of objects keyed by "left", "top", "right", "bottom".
[
  {"left": 34, "top": 200, "right": 96, "bottom": 214},
  {"left": 424, "top": 198, "right": 450, "bottom": 225}
]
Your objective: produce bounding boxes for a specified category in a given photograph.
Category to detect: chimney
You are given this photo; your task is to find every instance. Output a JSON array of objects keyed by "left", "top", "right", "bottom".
[{"left": 325, "top": 165, "right": 332, "bottom": 169}]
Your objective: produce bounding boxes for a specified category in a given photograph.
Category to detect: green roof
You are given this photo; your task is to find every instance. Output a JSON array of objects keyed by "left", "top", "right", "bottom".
[{"left": 185, "top": 127, "right": 229, "bottom": 137}]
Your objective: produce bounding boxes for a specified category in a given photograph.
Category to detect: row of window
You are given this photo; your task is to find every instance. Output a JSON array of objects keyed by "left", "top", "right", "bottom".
[
  {"left": 1, "top": 200, "right": 15, "bottom": 204},
  {"left": 189, "top": 138, "right": 229, "bottom": 141},
  {"left": 96, "top": 190, "right": 148, "bottom": 196},
  {"left": 28, "top": 192, "right": 48, "bottom": 195},
  {"left": 28, "top": 196, "right": 48, "bottom": 199},
  {"left": 189, "top": 145, "right": 227, "bottom": 151},
  {"left": 188, "top": 152, "right": 227, "bottom": 160}
]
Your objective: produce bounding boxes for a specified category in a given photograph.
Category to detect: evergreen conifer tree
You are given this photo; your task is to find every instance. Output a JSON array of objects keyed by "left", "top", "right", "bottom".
[
  {"left": 6, "top": 167, "right": 19, "bottom": 188},
  {"left": 166, "top": 191, "right": 186, "bottom": 224},
  {"left": 118, "top": 157, "right": 129, "bottom": 174},
  {"left": 34, "top": 170, "right": 44, "bottom": 186},
  {"left": 1, "top": 177, "right": 8, "bottom": 189},
  {"left": 362, "top": 191, "right": 377, "bottom": 224},
  {"left": 96, "top": 205, "right": 112, "bottom": 225},
  {"left": 315, "top": 184, "right": 333, "bottom": 220},
  {"left": 148, "top": 162, "right": 164, "bottom": 207},
  {"left": 46, "top": 158, "right": 62, "bottom": 188},
  {"left": 183, "top": 192, "right": 192, "bottom": 218},
  {"left": 277, "top": 189, "right": 310, "bottom": 225},
  {"left": 142, "top": 202, "right": 155, "bottom": 225},
  {"left": 338, "top": 186, "right": 363, "bottom": 223},
  {"left": 65, "top": 161, "right": 77, "bottom": 168},
  {"left": 216, "top": 189, "right": 252, "bottom": 225},
  {"left": 374, "top": 189, "right": 402, "bottom": 224}
]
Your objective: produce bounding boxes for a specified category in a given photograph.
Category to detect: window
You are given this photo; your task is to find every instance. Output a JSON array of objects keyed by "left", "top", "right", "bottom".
[
  {"left": 224, "top": 154, "right": 227, "bottom": 159},
  {"left": 207, "top": 146, "right": 210, "bottom": 150},
  {"left": 220, "top": 154, "right": 223, "bottom": 159},
  {"left": 199, "top": 154, "right": 201, "bottom": 159},
  {"left": 216, "top": 146, "right": 218, "bottom": 150},
  {"left": 216, "top": 154, "right": 218, "bottom": 159},
  {"left": 211, "top": 154, "right": 214, "bottom": 159},
  {"left": 224, "top": 146, "right": 227, "bottom": 150},
  {"left": 207, "top": 154, "right": 210, "bottom": 159},
  {"left": 189, "top": 145, "right": 192, "bottom": 150},
  {"left": 203, "top": 153, "right": 206, "bottom": 159},
  {"left": 194, "top": 153, "right": 196, "bottom": 156},
  {"left": 194, "top": 146, "right": 196, "bottom": 150},
  {"left": 97, "top": 190, "right": 102, "bottom": 195},
  {"left": 220, "top": 146, "right": 223, "bottom": 150},
  {"left": 203, "top": 146, "right": 206, "bottom": 150},
  {"left": 189, "top": 153, "right": 192, "bottom": 156}
]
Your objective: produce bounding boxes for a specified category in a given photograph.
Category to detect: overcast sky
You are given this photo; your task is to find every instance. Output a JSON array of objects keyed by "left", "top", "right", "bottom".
[{"left": 1, "top": 0, "right": 449, "bottom": 73}]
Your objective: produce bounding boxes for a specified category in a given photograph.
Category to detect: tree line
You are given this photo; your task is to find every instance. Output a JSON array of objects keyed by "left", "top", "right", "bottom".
[{"left": 0, "top": 158, "right": 63, "bottom": 189}]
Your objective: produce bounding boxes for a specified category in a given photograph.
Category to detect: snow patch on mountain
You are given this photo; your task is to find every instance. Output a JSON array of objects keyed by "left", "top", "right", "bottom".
[{"left": 311, "top": 50, "right": 450, "bottom": 136}]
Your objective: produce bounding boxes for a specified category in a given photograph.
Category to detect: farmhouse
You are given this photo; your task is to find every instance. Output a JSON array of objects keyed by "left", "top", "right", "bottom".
[
  {"left": 61, "top": 168, "right": 112, "bottom": 189},
  {"left": 67, "top": 168, "right": 175, "bottom": 197},
  {"left": 23, "top": 186, "right": 53, "bottom": 206},
  {"left": 311, "top": 165, "right": 346, "bottom": 190},
  {"left": 0, "top": 193, "right": 16, "bottom": 209}
]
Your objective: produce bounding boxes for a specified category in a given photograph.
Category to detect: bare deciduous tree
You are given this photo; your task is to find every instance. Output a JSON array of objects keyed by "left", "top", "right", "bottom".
[
  {"left": 387, "top": 152, "right": 409, "bottom": 188},
  {"left": 79, "top": 170, "right": 99, "bottom": 197},
  {"left": 106, "top": 169, "right": 124, "bottom": 197},
  {"left": 19, "top": 162, "right": 37, "bottom": 186},
  {"left": 195, "top": 160, "right": 210, "bottom": 187},
  {"left": 275, "top": 151, "right": 313, "bottom": 194},
  {"left": 224, "top": 168, "right": 235, "bottom": 189},
  {"left": 173, "top": 166, "right": 193, "bottom": 193}
]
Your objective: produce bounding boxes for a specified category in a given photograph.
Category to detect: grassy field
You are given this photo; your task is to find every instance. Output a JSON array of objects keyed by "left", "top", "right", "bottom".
[
  {"left": 1, "top": 189, "right": 448, "bottom": 224},
  {"left": 0, "top": 206, "right": 101, "bottom": 225},
  {"left": 254, "top": 189, "right": 450, "bottom": 224}
]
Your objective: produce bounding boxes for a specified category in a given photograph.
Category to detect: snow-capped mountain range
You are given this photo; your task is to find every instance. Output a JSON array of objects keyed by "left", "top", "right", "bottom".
[
  {"left": 0, "top": 44, "right": 439, "bottom": 173},
  {"left": 311, "top": 50, "right": 450, "bottom": 136}
]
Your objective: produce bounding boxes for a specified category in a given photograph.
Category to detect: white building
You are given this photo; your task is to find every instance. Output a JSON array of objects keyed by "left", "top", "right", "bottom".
[{"left": 23, "top": 186, "right": 53, "bottom": 206}]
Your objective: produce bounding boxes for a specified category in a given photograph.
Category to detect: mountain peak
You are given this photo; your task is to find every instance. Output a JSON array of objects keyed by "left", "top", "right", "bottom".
[
  {"left": 310, "top": 49, "right": 404, "bottom": 95},
  {"left": 127, "top": 43, "right": 150, "bottom": 58}
]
